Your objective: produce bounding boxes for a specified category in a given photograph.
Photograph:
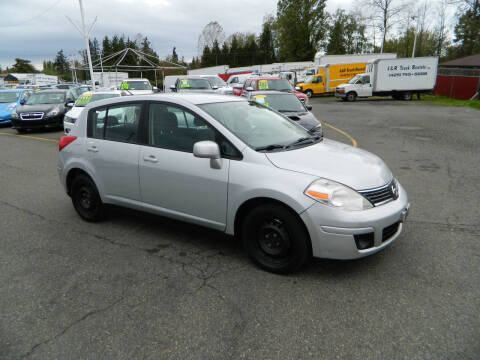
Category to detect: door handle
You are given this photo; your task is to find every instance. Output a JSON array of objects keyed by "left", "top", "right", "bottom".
[
  {"left": 143, "top": 155, "right": 158, "bottom": 163},
  {"left": 87, "top": 146, "right": 98, "bottom": 153}
]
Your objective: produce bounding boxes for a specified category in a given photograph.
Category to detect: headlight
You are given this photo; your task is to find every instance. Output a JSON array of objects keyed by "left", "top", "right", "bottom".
[
  {"left": 64, "top": 115, "right": 76, "bottom": 124},
  {"left": 46, "top": 108, "right": 60, "bottom": 117},
  {"left": 304, "top": 178, "right": 373, "bottom": 211},
  {"left": 11, "top": 110, "right": 18, "bottom": 119},
  {"left": 310, "top": 124, "right": 323, "bottom": 137},
  {"left": 6, "top": 104, "right": 17, "bottom": 111}
]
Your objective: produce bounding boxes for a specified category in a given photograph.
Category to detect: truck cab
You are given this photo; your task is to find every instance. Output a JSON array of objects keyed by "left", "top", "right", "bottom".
[
  {"left": 296, "top": 70, "right": 326, "bottom": 98},
  {"left": 335, "top": 74, "right": 372, "bottom": 101}
]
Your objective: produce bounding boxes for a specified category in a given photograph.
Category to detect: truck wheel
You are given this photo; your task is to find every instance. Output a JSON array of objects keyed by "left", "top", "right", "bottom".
[
  {"left": 305, "top": 90, "right": 313, "bottom": 98},
  {"left": 346, "top": 92, "right": 357, "bottom": 102},
  {"left": 402, "top": 92, "right": 412, "bottom": 101},
  {"left": 392, "top": 94, "right": 401, "bottom": 100}
]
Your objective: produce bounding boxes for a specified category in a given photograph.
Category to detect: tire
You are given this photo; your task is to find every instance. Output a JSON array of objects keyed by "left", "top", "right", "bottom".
[
  {"left": 305, "top": 90, "right": 313, "bottom": 98},
  {"left": 346, "top": 92, "right": 357, "bottom": 102},
  {"left": 402, "top": 92, "right": 412, "bottom": 101},
  {"left": 242, "top": 203, "right": 310, "bottom": 274},
  {"left": 392, "top": 94, "right": 401, "bottom": 100},
  {"left": 71, "top": 174, "right": 105, "bottom": 222}
]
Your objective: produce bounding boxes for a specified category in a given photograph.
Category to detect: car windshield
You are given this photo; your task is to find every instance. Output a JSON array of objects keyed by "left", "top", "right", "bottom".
[
  {"left": 304, "top": 76, "right": 314, "bottom": 84},
  {"left": 204, "top": 76, "right": 227, "bottom": 87},
  {"left": 257, "top": 79, "right": 293, "bottom": 91},
  {"left": 75, "top": 93, "right": 120, "bottom": 107},
  {"left": 199, "top": 101, "right": 309, "bottom": 150},
  {"left": 178, "top": 78, "right": 212, "bottom": 90},
  {"left": 348, "top": 75, "right": 362, "bottom": 84},
  {"left": 0, "top": 92, "right": 20, "bottom": 103},
  {"left": 26, "top": 92, "right": 66, "bottom": 105},
  {"left": 127, "top": 81, "right": 152, "bottom": 90},
  {"left": 251, "top": 94, "right": 305, "bottom": 112}
]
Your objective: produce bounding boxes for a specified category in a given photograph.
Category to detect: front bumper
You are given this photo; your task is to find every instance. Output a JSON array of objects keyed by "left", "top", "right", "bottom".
[
  {"left": 11, "top": 115, "right": 64, "bottom": 129},
  {"left": 335, "top": 91, "right": 346, "bottom": 98},
  {"left": 300, "top": 183, "right": 409, "bottom": 259},
  {"left": 0, "top": 113, "right": 12, "bottom": 125}
]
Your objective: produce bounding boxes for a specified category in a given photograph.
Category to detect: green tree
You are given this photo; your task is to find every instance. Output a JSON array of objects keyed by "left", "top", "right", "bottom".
[
  {"left": 11, "top": 58, "right": 37, "bottom": 73},
  {"left": 211, "top": 40, "right": 221, "bottom": 65},
  {"left": 54, "top": 50, "right": 70, "bottom": 75},
  {"left": 201, "top": 46, "right": 213, "bottom": 67},
  {"left": 276, "top": 0, "right": 328, "bottom": 61},
  {"left": 172, "top": 47, "right": 178, "bottom": 63},
  {"left": 327, "top": 10, "right": 369, "bottom": 54},
  {"left": 453, "top": 4, "right": 480, "bottom": 57},
  {"left": 258, "top": 15, "right": 277, "bottom": 64}
]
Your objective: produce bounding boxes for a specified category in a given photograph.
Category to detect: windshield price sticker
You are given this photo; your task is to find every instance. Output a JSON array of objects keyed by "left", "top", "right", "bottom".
[
  {"left": 76, "top": 94, "right": 92, "bottom": 106},
  {"left": 258, "top": 80, "right": 269, "bottom": 90},
  {"left": 180, "top": 79, "right": 190, "bottom": 88},
  {"left": 253, "top": 95, "right": 269, "bottom": 106}
]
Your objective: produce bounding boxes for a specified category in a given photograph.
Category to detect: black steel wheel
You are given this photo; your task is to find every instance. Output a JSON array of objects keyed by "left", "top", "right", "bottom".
[
  {"left": 242, "top": 203, "right": 310, "bottom": 274},
  {"left": 71, "top": 174, "right": 105, "bottom": 222},
  {"left": 305, "top": 90, "right": 313, "bottom": 98}
]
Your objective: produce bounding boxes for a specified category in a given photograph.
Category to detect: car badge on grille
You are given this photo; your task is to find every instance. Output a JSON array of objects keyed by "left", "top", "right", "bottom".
[{"left": 390, "top": 182, "right": 399, "bottom": 199}]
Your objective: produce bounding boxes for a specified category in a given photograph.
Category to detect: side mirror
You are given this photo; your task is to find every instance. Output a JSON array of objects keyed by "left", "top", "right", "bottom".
[
  {"left": 66, "top": 101, "right": 75, "bottom": 108},
  {"left": 193, "top": 141, "right": 222, "bottom": 169},
  {"left": 295, "top": 86, "right": 301, "bottom": 91},
  {"left": 153, "top": 86, "right": 158, "bottom": 92},
  {"left": 170, "top": 85, "right": 177, "bottom": 92},
  {"left": 245, "top": 87, "right": 254, "bottom": 92},
  {"left": 305, "top": 104, "right": 313, "bottom": 111},
  {"left": 212, "top": 85, "right": 219, "bottom": 90}
]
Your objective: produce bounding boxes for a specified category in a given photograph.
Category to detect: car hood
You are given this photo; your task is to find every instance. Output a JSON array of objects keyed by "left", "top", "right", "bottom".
[
  {"left": 0, "top": 102, "right": 17, "bottom": 113},
  {"left": 282, "top": 111, "right": 319, "bottom": 131},
  {"left": 128, "top": 90, "right": 153, "bottom": 95},
  {"left": 265, "top": 139, "right": 392, "bottom": 190},
  {"left": 336, "top": 84, "right": 349, "bottom": 89},
  {"left": 17, "top": 104, "right": 64, "bottom": 113}
]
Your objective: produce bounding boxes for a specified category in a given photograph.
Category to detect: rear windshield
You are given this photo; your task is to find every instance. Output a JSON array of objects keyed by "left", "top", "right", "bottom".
[
  {"left": 75, "top": 93, "right": 120, "bottom": 107},
  {"left": 26, "top": 92, "right": 66, "bottom": 105},
  {"left": 204, "top": 76, "right": 227, "bottom": 87},
  {"left": 256, "top": 79, "right": 293, "bottom": 91},
  {"left": 0, "top": 92, "right": 20, "bottom": 103}
]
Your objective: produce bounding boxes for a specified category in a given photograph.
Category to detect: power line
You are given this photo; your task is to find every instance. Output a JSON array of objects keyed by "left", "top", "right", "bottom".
[{"left": 0, "top": 0, "right": 63, "bottom": 28}]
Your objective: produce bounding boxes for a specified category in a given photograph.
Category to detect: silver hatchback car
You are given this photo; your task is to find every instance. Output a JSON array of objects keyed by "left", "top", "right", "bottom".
[{"left": 58, "top": 93, "right": 409, "bottom": 273}]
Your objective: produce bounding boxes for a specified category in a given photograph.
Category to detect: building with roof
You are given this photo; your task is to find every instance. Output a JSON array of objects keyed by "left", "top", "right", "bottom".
[
  {"left": 3, "top": 73, "right": 58, "bottom": 86},
  {"left": 433, "top": 54, "right": 480, "bottom": 100}
]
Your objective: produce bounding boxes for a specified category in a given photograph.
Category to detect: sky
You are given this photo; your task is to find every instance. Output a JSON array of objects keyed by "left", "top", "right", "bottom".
[{"left": 1, "top": 0, "right": 355, "bottom": 70}]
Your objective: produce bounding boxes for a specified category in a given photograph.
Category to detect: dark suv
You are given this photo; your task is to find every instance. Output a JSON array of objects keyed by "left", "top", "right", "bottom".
[{"left": 11, "top": 89, "right": 75, "bottom": 133}]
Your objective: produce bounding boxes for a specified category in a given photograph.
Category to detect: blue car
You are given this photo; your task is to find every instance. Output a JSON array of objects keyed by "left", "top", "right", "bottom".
[{"left": 0, "top": 89, "right": 32, "bottom": 126}]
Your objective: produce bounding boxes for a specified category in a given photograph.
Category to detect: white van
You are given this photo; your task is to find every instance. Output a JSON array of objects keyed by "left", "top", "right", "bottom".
[{"left": 163, "top": 76, "right": 181, "bottom": 93}]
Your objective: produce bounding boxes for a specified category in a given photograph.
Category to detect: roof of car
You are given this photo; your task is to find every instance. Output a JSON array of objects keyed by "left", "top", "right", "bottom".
[
  {"left": 248, "top": 90, "right": 296, "bottom": 96},
  {"left": 83, "top": 93, "right": 246, "bottom": 110},
  {"left": 38, "top": 89, "right": 69, "bottom": 93},
  {"left": 0, "top": 89, "right": 26, "bottom": 93}
]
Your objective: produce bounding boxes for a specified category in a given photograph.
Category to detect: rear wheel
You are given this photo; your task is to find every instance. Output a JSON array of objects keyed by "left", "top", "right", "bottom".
[
  {"left": 346, "top": 92, "right": 357, "bottom": 102},
  {"left": 242, "top": 203, "right": 310, "bottom": 274},
  {"left": 71, "top": 174, "right": 105, "bottom": 222},
  {"left": 402, "top": 92, "right": 412, "bottom": 101},
  {"left": 305, "top": 90, "right": 313, "bottom": 98}
]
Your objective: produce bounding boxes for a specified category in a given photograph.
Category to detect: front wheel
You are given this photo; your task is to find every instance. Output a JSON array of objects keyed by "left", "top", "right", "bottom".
[
  {"left": 16, "top": 128, "right": 27, "bottom": 134},
  {"left": 402, "top": 92, "right": 412, "bottom": 101},
  {"left": 346, "top": 92, "right": 357, "bottom": 102},
  {"left": 305, "top": 90, "right": 313, "bottom": 98},
  {"left": 71, "top": 174, "right": 105, "bottom": 222},
  {"left": 242, "top": 203, "right": 310, "bottom": 274}
]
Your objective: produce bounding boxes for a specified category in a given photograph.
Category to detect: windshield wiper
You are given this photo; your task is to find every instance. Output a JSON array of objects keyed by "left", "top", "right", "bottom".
[
  {"left": 285, "top": 135, "right": 322, "bottom": 148},
  {"left": 255, "top": 144, "right": 286, "bottom": 151}
]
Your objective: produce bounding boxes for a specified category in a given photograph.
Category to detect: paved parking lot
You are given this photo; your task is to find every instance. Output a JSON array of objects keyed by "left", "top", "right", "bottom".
[{"left": 0, "top": 97, "right": 479, "bottom": 359}]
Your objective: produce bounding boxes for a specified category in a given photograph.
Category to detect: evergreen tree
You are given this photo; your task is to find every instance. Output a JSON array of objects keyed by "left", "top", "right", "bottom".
[
  {"left": 54, "top": 50, "right": 69, "bottom": 75},
  {"left": 258, "top": 15, "right": 277, "bottom": 64},
  {"left": 453, "top": 5, "right": 480, "bottom": 57},
  {"left": 102, "top": 36, "right": 112, "bottom": 58},
  {"left": 11, "top": 58, "right": 37, "bottom": 73},
  {"left": 201, "top": 46, "right": 213, "bottom": 67},
  {"left": 172, "top": 47, "right": 178, "bottom": 63},
  {"left": 276, "top": 0, "right": 328, "bottom": 61},
  {"left": 211, "top": 40, "right": 221, "bottom": 65}
]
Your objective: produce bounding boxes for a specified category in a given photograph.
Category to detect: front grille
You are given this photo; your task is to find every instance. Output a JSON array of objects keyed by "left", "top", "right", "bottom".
[
  {"left": 20, "top": 112, "right": 44, "bottom": 120},
  {"left": 382, "top": 222, "right": 400, "bottom": 242},
  {"left": 359, "top": 179, "right": 398, "bottom": 206}
]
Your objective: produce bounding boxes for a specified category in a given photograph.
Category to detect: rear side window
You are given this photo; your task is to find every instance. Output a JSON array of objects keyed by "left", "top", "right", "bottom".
[{"left": 88, "top": 103, "right": 142, "bottom": 144}]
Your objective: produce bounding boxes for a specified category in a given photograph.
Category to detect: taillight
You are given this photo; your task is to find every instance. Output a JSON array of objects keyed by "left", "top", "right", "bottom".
[{"left": 59, "top": 136, "right": 77, "bottom": 151}]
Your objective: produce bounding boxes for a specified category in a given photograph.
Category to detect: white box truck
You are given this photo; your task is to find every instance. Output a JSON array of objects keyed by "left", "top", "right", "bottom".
[{"left": 335, "top": 57, "right": 438, "bottom": 101}]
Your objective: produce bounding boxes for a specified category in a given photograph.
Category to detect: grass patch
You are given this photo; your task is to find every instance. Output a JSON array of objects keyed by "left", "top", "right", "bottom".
[{"left": 421, "top": 94, "right": 480, "bottom": 110}]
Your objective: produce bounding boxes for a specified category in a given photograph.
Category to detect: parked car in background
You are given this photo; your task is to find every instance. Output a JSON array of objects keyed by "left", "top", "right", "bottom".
[
  {"left": 246, "top": 91, "right": 321, "bottom": 133},
  {"left": 11, "top": 89, "right": 75, "bottom": 132},
  {"left": 226, "top": 74, "right": 252, "bottom": 88},
  {"left": 76, "top": 85, "right": 92, "bottom": 95},
  {"left": 234, "top": 77, "right": 309, "bottom": 104},
  {"left": 170, "top": 76, "right": 215, "bottom": 93},
  {"left": 58, "top": 93, "right": 409, "bottom": 273},
  {"left": 199, "top": 75, "right": 233, "bottom": 95},
  {"left": 64, "top": 90, "right": 129, "bottom": 134},
  {"left": 0, "top": 89, "right": 32, "bottom": 126},
  {"left": 120, "top": 78, "right": 156, "bottom": 94}
]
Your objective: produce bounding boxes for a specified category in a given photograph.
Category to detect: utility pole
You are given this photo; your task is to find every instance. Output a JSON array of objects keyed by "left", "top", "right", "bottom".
[
  {"left": 78, "top": 0, "right": 96, "bottom": 90},
  {"left": 412, "top": 16, "right": 418, "bottom": 58}
]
